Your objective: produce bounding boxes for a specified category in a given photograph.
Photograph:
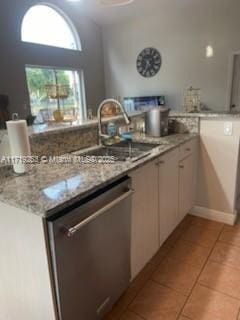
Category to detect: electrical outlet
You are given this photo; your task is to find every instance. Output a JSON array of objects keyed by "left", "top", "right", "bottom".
[{"left": 224, "top": 122, "right": 233, "bottom": 136}]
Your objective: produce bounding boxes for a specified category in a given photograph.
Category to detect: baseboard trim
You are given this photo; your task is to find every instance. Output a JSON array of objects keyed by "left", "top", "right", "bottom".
[{"left": 190, "top": 206, "right": 237, "bottom": 226}]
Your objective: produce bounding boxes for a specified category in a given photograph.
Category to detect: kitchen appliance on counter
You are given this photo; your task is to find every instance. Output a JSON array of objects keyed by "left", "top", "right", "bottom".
[
  {"left": 145, "top": 107, "right": 170, "bottom": 137},
  {"left": 47, "top": 177, "right": 133, "bottom": 320},
  {"left": 124, "top": 95, "right": 166, "bottom": 113}
]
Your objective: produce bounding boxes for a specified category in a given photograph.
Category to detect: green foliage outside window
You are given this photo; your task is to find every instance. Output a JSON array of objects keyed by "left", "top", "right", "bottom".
[{"left": 26, "top": 67, "right": 78, "bottom": 116}]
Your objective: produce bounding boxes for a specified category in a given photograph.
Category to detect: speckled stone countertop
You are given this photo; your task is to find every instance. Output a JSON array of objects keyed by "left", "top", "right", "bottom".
[
  {"left": 170, "top": 111, "right": 240, "bottom": 118},
  {"left": 1, "top": 110, "right": 239, "bottom": 140},
  {"left": 0, "top": 133, "right": 198, "bottom": 218},
  {"left": 25, "top": 111, "right": 240, "bottom": 136}
]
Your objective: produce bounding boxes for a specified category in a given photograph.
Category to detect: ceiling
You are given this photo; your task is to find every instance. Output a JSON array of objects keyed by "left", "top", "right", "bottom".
[{"left": 68, "top": 0, "right": 240, "bottom": 26}]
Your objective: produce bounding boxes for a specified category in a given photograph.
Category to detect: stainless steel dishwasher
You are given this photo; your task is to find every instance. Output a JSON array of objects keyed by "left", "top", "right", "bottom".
[{"left": 47, "top": 177, "right": 133, "bottom": 320}]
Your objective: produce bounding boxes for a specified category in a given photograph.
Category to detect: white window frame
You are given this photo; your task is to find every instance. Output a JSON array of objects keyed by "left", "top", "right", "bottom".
[
  {"left": 21, "top": 3, "right": 82, "bottom": 51},
  {"left": 25, "top": 64, "right": 87, "bottom": 120}
]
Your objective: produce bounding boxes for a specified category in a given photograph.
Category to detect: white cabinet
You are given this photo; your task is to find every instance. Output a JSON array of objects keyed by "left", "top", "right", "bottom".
[
  {"left": 130, "top": 161, "right": 159, "bottom": 279},
  {"left": 179, "top": 155, "right": 194, "bottom": 221},
  {"left": 158, "top": 148, "right": 179, "bottom": 246},
  {"left": 178, "top": 139, "right": 197, "bottom": 222},
  {"left": 158, "top": 138, "right": 198, "bottom": 244},
  {"left": 130, "top": 138, "right": 198, "bottom": 279}
]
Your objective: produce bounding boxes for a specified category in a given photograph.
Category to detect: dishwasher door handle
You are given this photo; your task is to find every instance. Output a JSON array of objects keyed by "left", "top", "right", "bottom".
[{"left": 65, "top": 189, "right": 134, "bottom": 237}]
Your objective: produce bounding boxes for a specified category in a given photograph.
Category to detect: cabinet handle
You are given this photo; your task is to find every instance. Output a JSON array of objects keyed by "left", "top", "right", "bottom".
[
  {"left": 185, "top": 148, "right": 191, "bottom": 152},
  {"left": 179, "top": 165, "right": 184, "bottom": 169}
]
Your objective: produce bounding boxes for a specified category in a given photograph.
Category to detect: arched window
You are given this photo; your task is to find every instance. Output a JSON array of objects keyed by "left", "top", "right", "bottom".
[{"left": 21, "top": 4, "right": 81, "bottom": 50}]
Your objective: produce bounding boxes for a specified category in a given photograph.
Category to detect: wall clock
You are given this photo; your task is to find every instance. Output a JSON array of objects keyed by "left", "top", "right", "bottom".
[{"left": 137, "top": 47, "right": 161, "bottom": 78}]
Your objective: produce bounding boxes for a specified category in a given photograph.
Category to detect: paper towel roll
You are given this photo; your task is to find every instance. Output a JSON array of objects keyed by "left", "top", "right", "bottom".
[{"left": 6, "top": 120, "right": 31, "bottom": 174}]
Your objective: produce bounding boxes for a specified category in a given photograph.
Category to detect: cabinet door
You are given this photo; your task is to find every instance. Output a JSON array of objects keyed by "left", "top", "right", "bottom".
[
  {"left": 158, "top": 148, "right": 179, "bottom": 246},
  {"left": 130, "top": 161, "right": 159, "bottom": 279},
  {"left": 179, "top": 154, "right": 194, "bottom": 222}
]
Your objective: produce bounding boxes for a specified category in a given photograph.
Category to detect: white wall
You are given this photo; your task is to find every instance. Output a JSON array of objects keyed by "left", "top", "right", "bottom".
[
  {"left": 102, "top": 3, "right": 240, "bottom": 111},
  {"left": 196, "top": 119, "right": 240, "bottom": 215},
  {"left": 0, "top": 0, "right": 105, "bottom": 118}
]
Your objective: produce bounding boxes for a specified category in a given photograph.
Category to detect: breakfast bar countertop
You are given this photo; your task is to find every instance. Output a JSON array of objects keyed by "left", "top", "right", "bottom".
[
  {"left": 170, "top": 111, "right": 240, "bottom": 118},
  {"left": 0, "top": 133, "right": 198, "bottom": 218}
]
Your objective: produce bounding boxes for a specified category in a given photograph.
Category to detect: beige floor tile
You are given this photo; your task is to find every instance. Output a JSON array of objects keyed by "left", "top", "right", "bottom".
[
  {"left": 210, "top": 241, "right": 240, "bottom": 270},
  {"left": 120, "top": 310, "right": 144, "bottom": 320},
  {"left": 168, "top": 239, "right": 211, "bottom": 268},
  {"left": 130, "top": 263, "right": 158, "bottom": 293},
  {"left": 129, "top": 280, "right": 187, "bottom": 320},
  {"left": 220, "top": 225, "right": 240, "bottom": 247},
  {"left": 177, "top": 214, "right": 194, "bottom": 231},
  {"left": 104, "top": 289, "right": 136, "bottom": 320},
  {"left": 150, "top": 242, "right": 172, "bottom": 266},
  {"left": 183, "top": 284, "right": 240, "bottom": 320},
  {"left": 166, "top": 227, "right": 184, "bottom": 246},
  {"left": 184, "top": 214, "right": 196, "bottom": 222},
  {"left": 105, "top": 264, "right": 156, "bottom": 320},
  {"left": 181, "top": 224, "right": 221, "bottom": 248},
  {"left": 151, "top": 257, "right": 201, "bottom": 296},
  {"left": 199, "top": 260, "right": 240, "bottom": 299},
  {"left": 189, "top": 215, "right": 224, "bottom": 232},
  {"left": 150, "top": 217, "right": 192, "bottom": 267}
]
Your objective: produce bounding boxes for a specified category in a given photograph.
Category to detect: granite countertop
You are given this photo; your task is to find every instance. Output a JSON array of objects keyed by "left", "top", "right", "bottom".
[
  {"left": 0, "top": 133, "right": 198, "bottom": 218},
  {"left": 27, "top": 111, "right": 240, "bottom": 137},
  {"left": 170, "top": 111, "right": 240, "bottom": 118},
  {"left": 25, "top": 111, "right": 240, "bottom": 140},
  {"left": 1, "top": 111, "right": 239, "bottom": 140}
]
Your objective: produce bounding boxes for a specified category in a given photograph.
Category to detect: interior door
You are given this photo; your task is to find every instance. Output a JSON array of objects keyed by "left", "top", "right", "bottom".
[{"left": 230, "top": 54, "right": 240, "bottom": 112}]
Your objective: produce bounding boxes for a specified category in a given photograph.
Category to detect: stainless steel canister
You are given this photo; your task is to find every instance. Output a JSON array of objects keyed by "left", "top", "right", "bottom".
[{"left": 145, "top": 107, "right": 170, "bottom": 137}]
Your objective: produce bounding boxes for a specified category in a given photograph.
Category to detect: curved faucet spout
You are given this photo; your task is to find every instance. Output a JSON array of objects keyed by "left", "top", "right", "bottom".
[{"left": 97, "top": 98, "right": 131, "bottom": 145}]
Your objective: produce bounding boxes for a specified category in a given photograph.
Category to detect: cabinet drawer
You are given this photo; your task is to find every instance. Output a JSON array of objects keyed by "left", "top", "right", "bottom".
[{"left": 179, "top": 140, "right": 195, "bottom": 160}]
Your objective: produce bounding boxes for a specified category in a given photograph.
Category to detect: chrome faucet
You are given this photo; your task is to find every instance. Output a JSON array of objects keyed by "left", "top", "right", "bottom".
[{"left": 97, "top": 98, "right": 131, "bottom": 146}]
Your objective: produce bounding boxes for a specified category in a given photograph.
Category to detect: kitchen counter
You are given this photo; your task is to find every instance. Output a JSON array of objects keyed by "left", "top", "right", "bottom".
[
  {"left": 0, "top": 110, "right": 239, "bottom": 139},
  {"left": 0, "top": 133, "right": 198, "bottom": 217},
  {"left": 170, "top": 111, "right": 240, "bottom": 118}
]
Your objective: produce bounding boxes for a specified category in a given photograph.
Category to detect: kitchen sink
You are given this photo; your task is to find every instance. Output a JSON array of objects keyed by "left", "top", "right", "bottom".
[
  {"left": 77, "top": 141, "right": 161, "bottom": 162},
  {"left": 110, "top": 140, "right": 161, "bottom": 151}
]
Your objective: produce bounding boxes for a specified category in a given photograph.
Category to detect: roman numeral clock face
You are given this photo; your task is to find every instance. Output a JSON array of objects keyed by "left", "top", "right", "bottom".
[{"left": 137, "top": 48, "right": 162, "bottom": 78}]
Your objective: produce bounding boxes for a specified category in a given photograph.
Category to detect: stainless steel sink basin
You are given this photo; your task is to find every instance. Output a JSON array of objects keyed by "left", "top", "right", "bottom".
[
  {"left": 110, "top": 140, "right": 161, "bottom": 151},
  {"left": 78, "top": 141, "right": 161, "bottom": 162}
]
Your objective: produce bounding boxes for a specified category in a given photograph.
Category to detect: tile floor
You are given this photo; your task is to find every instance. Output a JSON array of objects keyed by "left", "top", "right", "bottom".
[{"left": 104, "top": 214, "right": 240, "bottom": 320}]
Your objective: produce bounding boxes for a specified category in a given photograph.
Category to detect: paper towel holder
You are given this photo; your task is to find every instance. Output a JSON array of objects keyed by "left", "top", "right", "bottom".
[{"left": 7, "top": 113, "right": 31, "bottom": 175}]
